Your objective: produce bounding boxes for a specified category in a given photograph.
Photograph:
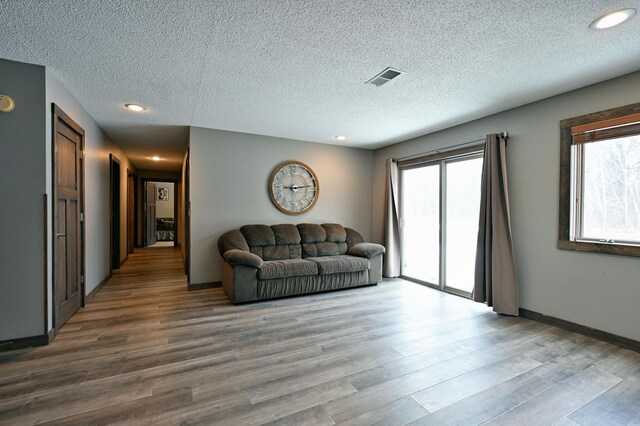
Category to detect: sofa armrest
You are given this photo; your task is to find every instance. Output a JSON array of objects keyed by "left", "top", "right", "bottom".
[
  {"left": 348, "top": 242, "right": 386, "bottom": 259},
  {"left": 223, "top": 249, "right": 263, "bottom": 269}
]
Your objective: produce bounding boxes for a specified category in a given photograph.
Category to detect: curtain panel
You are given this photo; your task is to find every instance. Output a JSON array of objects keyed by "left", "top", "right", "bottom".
[
  {"left": 473, "top": 133, "right": 519, "bottom": 315},
  {"left": 383, "top": 159, "right": 401, "bottom": 277}
]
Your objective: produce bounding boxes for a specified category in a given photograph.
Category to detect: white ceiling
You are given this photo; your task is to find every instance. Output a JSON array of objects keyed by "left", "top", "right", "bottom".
[{"left": 1, "top": 1, "right": 639, "bottom": 171}]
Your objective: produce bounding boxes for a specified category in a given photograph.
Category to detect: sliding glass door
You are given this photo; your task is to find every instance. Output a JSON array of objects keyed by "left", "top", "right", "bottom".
[
  {"left": 401, "top": 165, "right": 440, "bottom": 284},
  {"left": 400, "top": 152, "right": 483, "bottom": 297}
]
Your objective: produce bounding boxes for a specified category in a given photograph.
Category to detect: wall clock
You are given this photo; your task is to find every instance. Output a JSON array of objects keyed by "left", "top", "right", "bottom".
[{"left": 269, "top": 161, "right": 319, "bottom": 215}]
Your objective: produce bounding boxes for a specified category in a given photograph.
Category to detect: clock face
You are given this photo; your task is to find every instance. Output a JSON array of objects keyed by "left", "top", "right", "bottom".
[{"left": 269, "top": 161, "right": 319, "bottom": 215}]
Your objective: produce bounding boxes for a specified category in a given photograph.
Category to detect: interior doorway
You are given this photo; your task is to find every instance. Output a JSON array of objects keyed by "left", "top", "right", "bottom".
[
  {"left": 127, "top": 170, "right": 136, "bottom": 255},
  {"left": 144, "top": 180, "right": 178, "bottom": 247},
  {"left": 109, "top": 154, "right": 121, "bottom": 270},
  {"left": 184, "top": 149, "right": 190, "bottom": 279},
  {"left": 52, "top": 104, "right": 85, "bottom": 332}
]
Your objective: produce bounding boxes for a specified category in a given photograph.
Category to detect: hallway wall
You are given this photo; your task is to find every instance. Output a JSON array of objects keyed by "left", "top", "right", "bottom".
[
  {"left": 45, "top": 70, "right": 136, "bottom": 331},
  {"left": 0, "top": 59, "right": 46, "bottom": 341}
]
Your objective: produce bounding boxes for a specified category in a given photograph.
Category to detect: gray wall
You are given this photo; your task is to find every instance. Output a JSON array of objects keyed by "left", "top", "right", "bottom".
[
  {"left": 0, "top": 59, "right": 46, "bottom": 340},
  {"left": 372, "top": 70, "right": 640, "bottom": 342},
  {"left": 46, "top": 70, "right": 135, "bottom": 330},
  {"left": 189, "top": 127, "right": 374, "bottom": 284}
]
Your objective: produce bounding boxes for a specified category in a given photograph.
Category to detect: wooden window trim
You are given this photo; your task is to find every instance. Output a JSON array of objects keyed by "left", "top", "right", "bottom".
[{"left": 558, "top": 101, "right": 640, "bottom": 257}]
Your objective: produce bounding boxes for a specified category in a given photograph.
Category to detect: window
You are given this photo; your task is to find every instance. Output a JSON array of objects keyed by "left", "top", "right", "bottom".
[
  {"left": 559, "top": 103, "right": 640, "bottom": 256},
  {"left": 400, "top": 146, "right": 484, "bottom": 297}
]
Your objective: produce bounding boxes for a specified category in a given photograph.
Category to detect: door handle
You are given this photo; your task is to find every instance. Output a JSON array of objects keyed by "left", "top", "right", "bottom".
[{"left": 57, "top": 233, "right": 67, "bottom": 238}]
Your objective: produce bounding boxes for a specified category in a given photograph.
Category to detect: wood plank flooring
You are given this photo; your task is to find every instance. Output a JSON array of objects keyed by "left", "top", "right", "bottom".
[{"left": 1, "top": 246, "right": 639, "bottom": 425}]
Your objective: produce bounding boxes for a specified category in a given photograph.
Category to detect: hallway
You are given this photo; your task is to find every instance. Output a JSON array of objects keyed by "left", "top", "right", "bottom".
[{"left": 0, "top": 246, "right": 230, "bottom": 424}]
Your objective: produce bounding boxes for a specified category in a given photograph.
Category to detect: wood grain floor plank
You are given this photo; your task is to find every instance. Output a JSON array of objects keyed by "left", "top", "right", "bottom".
[
  {"left": 410, "top": 354, "right": 542, "bottom": 412},
  {"left": 568, "top": 375, "right": 640, "bottom": 425},
  {"left": 0, "top": 247, "right": 638, "bottom": 425},
  {"left": 246, "top": 347, "right": 403, "bottom": 404},
  {"left": 324, "top": 358, "right": 474, "bottom": 422},
  {"left": 144, "top": 391, "right": 251, "bottom": 426},
  {"left": 259, "top": 405, "right": 335, "bottom": 426},
  {"left": 484, "top": 366, "right": 621, "bottom": 426},
  {"left": 345, "top": 321, "right": 541, "bottom": 392},
  {"left": 338, "top": 396, "right": 428, "bottom": 426},
  {"left": 38, "top": 387, "right": 193, "bottom": 426},
  {"left": 407, "top": 370, "right": 555, "bottom": 425},
  {"left": 193, "top": 378, "right": 356, "bottom": 426}
]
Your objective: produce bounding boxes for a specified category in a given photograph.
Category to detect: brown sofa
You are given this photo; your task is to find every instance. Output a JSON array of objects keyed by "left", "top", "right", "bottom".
[{"left": 217, "top": 223, "right": 385, "bottom": 304}]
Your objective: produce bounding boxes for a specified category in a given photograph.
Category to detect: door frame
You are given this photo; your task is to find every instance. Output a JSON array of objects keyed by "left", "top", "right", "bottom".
[
  {"left": 127, "top": 169, "right": 137, "bottom": 255},
  {"left": 184, "top": 148, "right": 190, "bottom": 279},
  {"left": 142, "top": 178, "right": 179, "bottom": 247},
  {"left": 51, "top": 104, "right": 86, "bottom": 333},
  {"left": 398, "top": 146, "right": 484, "bottom": 299},
  {"left": 109, "top": 154, "right": 121, "bottom": 270}
]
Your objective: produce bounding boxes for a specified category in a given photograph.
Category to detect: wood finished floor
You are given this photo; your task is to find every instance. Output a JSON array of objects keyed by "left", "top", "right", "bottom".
[{"left": 1, "top": 247, "right": 640, "bottom": 425}]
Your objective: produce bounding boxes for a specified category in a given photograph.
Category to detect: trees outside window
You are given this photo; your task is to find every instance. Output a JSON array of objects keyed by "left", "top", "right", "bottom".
[{"left": 559, "top": 103, "right": 640, "bottom": 256}]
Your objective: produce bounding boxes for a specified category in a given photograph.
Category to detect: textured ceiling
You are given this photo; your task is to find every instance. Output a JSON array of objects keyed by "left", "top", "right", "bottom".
[{"left": 1, "top": 1, "right": 640, "bottom": 170}]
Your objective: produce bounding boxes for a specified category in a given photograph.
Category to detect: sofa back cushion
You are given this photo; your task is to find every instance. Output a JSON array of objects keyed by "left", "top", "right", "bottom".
[
  {"left": 240, "top": 224, "right": 302, "bottom": 261},
  {"left": 298, "top": 223, "right": 348, "bottom": 258},
  {"left": 218, "top": 229, "right": 251, "bottom": 255}
]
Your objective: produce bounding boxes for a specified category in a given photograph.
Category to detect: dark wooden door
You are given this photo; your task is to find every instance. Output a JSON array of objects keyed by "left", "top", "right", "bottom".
[
  {"left": 110, "top": 155, "right": 121, "bottom": 270},
  {"left": 127, "top": 172, "right": 135, "bottom": 254},
  {"left": 184, "top": 150, "right": 190, "bottom": 278},
  {"left": 146, "top": 182, "right": 157, "bottom": 246},
  {"left": 54, "top": 108, "right": 83, "bottom": 330}
]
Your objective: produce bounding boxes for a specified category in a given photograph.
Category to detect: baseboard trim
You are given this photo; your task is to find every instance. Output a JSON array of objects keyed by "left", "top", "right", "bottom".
[
  {"left": 519, "top": 308, "right": 640, "bottom": 353},
  {"left": 86, "top": 273, "right": 112, "bottom": 303},
  {"left": 0, "top": 332, "right": 53, "bottom": 352},
  {"left": 188, "top": 281, "right": 222, "bottom": 291}
]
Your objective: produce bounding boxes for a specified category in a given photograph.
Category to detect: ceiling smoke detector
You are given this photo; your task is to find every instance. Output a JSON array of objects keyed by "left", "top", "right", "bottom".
[{"left": 366, "top": 67, "right": 403, "bottom": 87}]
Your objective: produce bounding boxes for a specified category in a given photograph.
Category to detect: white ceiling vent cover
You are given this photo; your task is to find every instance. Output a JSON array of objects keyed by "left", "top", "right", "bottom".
[{"left": 366, "top": 67, "right": 403, "bottom": 87}]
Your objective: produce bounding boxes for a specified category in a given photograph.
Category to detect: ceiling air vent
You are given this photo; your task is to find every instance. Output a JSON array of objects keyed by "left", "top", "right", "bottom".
[{"left": 366, "top": 67, "right": 403, "bottom": 87}]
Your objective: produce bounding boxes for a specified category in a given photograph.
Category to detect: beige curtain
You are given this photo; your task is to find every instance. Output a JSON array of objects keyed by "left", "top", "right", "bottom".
[
  {"left": 473, "top": 133, "right": 519, "bottom": 315},
  {"left": 383, "top": 159, "right": 401, "bottom": 277}
]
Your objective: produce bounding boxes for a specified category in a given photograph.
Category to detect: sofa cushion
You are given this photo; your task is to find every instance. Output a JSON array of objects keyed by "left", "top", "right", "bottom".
[
  {"left": 240, "top": 225, "right": 276, "bottom": 246},
  {"left": 257, "top": 259, "right": 319, "bottom": 280},
  {"left": 218, "top": 229, "right": 251, "bottom": 255},
  {"left": 223, "top": 249, "right": 263, "bottom": 269},
  {"left": 306, "top": 255, "right": 370, "bottom": 275},
  {"left": 298, "top": 223, "right": 326, "bottom": 243},
  {"left": 348, "top": 242, "right": 386, "bottom": 258},
  {"left": 345, "top": 227, "right": 364, "bottom": 248},
  {"left": 240, "top": 225, "right": 303, "bottom": 261},
  {"left": 298, "top": 223, "right": 348, "bottom": 258},
  {"left": 253, "top": 245, "right": 290, "bottom": 261},
  {"left": 272, "top": 224, "right": 301, "bottom": 245},
  {"left": 322, "top": 223, "right": 347, "bottom": 243}
]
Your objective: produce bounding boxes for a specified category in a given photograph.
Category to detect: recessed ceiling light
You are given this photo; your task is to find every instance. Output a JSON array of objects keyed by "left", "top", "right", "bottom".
[
  {"left": 590, "top": 8, "right": 636, "bottom": 29},
  {"left": 124, "top": 103, "right": 145, "bottom": 112},
  {"left": 151, "top": 156, "right": 161, "bottom": 161},
  {"left": 334, "top": 135, "right": 348, "bottom": 141}
]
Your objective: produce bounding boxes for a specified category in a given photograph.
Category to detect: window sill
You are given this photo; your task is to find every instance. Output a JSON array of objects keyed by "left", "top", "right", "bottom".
[{"left": 558, "top": 239, "right": 640, "bottom": 257}]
